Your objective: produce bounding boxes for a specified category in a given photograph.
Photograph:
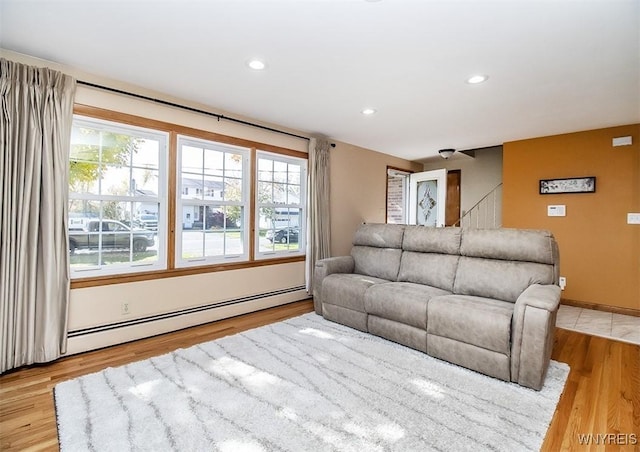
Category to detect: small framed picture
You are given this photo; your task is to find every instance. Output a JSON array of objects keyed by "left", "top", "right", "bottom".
[{"left": 539, "top": 176, "right": 596, "bottom": 194}]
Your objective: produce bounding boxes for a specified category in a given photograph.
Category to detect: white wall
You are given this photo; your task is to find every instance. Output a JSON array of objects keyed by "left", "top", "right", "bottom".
[{"left": 67, "top": 262, "right": 307, "bottom": 354}]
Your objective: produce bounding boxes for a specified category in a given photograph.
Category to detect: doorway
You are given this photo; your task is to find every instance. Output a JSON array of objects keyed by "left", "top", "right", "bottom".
[
  {"left": 386, "top": 167, "right": 461, "bottom": 227},
  {"left": 408, "top": 169, "right": 447, "bottom": 227},
  {"left": 445, "top": 170, "right": 461, "bottom": 226}
]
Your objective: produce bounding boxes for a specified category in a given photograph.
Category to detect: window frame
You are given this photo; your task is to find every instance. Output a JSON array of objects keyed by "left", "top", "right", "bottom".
[
  {"left": 68, "top": 114, "right": 169, "bottom": 278},
  {"left": 175, "top": 135, "right": 251, "bottom": 268},
  {"left": 255, "top": 150, "right": 307, "bottom": 260},
  {"left": 69, "top": 105, "right": 308, "bottom": 289}
]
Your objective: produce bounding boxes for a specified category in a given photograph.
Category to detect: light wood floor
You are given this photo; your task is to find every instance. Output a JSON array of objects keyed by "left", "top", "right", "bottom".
[{"left": 1, "top": 300, "right": 638, "bottom": 451}]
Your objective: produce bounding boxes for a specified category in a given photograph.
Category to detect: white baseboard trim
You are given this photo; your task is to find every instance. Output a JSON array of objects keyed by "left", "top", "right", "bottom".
[{"left": 65, "top": 287, "right": 308, "bottom": 356}]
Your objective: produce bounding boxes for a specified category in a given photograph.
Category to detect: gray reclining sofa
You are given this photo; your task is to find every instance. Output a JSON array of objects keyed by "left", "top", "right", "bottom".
[{"left": 313, "top": 223, "right": 561, "bottom": 390}]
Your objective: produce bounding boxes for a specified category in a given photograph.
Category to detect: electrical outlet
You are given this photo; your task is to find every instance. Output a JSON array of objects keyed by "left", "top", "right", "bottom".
[
  {"left": 121, "top": 302, "right": 131, "bottom": 315},
  {"left": 559, "top": 277, "right": 566, "bottom": 291}
]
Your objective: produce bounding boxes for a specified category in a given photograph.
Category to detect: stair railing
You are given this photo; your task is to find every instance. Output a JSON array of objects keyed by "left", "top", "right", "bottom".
[{"left": 453, "top": 183, "right": 503, "bottom": 229}]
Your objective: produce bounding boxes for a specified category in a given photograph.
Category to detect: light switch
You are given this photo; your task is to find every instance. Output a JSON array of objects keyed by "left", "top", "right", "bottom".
[
  {"left": 628, "top": 213, "right": 640, "bottom": 224},
  {"left": 547, "top": 205, "right": 566, "bottom": 217}
]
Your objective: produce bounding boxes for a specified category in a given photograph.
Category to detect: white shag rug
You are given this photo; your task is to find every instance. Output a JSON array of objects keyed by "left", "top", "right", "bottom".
[{"left": 55, "top": 313, "right": 569, "bottom": 452}]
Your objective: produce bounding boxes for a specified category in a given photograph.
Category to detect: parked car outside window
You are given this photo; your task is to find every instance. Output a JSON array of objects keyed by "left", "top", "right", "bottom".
[
  {"left": 137, "top": 214, "right": 158, "bottom": 231},
  {"left": 68, "top": 220, "right": 155, "bottom": 254},
  {"left": 266, "top": 227, "right": 299, "bottom": 244}
]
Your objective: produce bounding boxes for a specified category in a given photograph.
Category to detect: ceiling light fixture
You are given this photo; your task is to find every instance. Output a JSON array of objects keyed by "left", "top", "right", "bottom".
[
  {"left": 466, "top": 74, "right": 488, "bottom": 84},
  {"left": 247, "top": 59, "right": 266, "bottom": 70},
  {"left": 438, "top": 148, "right": 456, "bottom": 159},
  {"left": 361, "top": 108, "right": 377, "bottom": 115}
]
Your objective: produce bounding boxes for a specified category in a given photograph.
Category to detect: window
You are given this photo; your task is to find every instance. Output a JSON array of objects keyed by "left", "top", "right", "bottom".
[
  {"left": 176, "top": 136, "right": 249, "bottom": 267},
  {"left": 256, "top": 151, "right": 306, "bottom": 258},
  {"left": 68, "top": 116, "right": 168, "bottom": 277},
  {"left": 68, "top": 107, "right": 308, "bottom": 284}
]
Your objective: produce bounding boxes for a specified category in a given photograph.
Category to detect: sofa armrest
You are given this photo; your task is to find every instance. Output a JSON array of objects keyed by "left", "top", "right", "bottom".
[
  {"left": 511, "top": 284, "right": 561, "bottom": 390},
  {"left": 313, "top": 256, "right": 355, "bottom": 314}
]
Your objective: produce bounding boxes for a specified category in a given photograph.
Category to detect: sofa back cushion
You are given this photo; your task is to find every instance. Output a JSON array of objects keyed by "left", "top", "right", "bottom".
[
  {"left": 454, "top": 257, "right": 555, "bottom": 302},
  {"left": 397, "top": 226, "right": 461, "bottom": 291},
  {"left": 351, "top": 223, "right": 405, "bottom": 281},
  {"left": 454, "top": 228, "right": 559, "bottom": 302},
  {"left": 402, "top": 226, "right": 461, "bottom": 254},
  {"left": 352, "top": 247, "right": 403, "bottom": 281},
  {"left": 460, "top": 228, "right": 557, "bottom": 265},
  {"left": 353, "top": 223, "right": 405, "bottom": 248},
  {"left": 398, "top": 252, "right": 458, "bottom": 292}
]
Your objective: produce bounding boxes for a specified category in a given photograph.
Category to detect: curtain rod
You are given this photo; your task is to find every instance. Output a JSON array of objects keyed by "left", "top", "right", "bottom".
[{"left": 77, "top": 80, "right": 311, "bottom": 142}]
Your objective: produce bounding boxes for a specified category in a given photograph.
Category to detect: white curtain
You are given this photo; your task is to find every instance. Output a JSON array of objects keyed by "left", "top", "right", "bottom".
[
  {"left": 0, "top": 58, "right": 76, "bottom": 373},
  {"left": 305, "top": 137, "right": 331, "bottom": 295}
]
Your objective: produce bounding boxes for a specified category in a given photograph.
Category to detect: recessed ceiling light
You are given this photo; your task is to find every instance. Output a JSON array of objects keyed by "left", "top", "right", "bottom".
[
  {"left": 361, "top": 108, "right": 377, "bottom": 115},
  {"left": 466, "top": 74, "right": 488, "bottom": 84},
  {"left": 247, "top": 59, "right": 266, "bottom": 70}
]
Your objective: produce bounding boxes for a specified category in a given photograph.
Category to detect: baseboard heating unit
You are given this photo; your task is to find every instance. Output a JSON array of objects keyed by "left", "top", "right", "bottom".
[{"left": 65, "top": 286, "right": 308, "bottom": 355}]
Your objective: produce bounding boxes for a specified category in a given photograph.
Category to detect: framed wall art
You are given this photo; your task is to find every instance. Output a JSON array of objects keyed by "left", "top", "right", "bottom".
[{"left": 539, "top": 176, "right": 596, "bottom": 194}]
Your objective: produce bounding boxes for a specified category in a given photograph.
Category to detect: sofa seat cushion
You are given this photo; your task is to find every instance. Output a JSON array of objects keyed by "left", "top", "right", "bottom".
[
  {"left": 323, "top": 304, "right": 368, "bottom": 332},
  {"left": 322, "top": 273, "right": 390, "bottom": 312},
  {"left": 364, "top": 282, "right": 451, "bottom": 329},
  {"left": 427, "top": 295, "right": 514, "bottom": 354},
  {"left": 368, "top": 316, "right": 427, "bottom": 353}
]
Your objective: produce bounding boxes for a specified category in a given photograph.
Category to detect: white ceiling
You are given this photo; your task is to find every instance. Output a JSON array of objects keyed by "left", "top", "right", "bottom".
[{"left": 1, "top": 0, "right": 638, "bottom": 161}]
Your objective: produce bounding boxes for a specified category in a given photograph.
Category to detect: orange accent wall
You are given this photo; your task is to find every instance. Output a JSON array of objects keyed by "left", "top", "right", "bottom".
[{"left": 503, "top": 124, "right": 640, "bottom": 311}]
